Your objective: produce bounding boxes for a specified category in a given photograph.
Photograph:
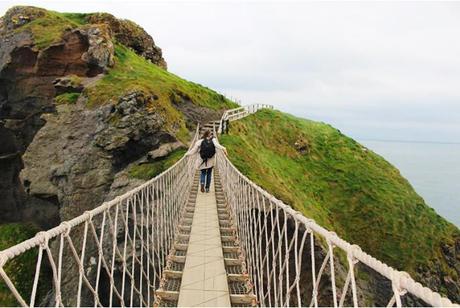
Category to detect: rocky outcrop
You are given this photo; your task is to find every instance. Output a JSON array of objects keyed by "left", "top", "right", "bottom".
[
  {"left": 20, "top": 90, "right": 179, "bottom": 221},
  {"left": 0, "top": 7, "right": 119, "bottom": 228},
  {"left": 87, "top": 13, "right": 167, "bottom": 69},
  {"left": 146, "top": 141, "right": 184, "bottom": 160},
  {"left": 294, "top": 136, "right": 310, "bottom": 154},
  {"left": 35, "top": 25, "right": 114, "bottom": 77},
  {"left": 53, "top": 75, "right": 84, "bottom": 95},
  {"left": 80, "top": 24, "right": 114, "bottom": 71},
  {"left": 94, "top": 91, "right": 176, "bottom": 168},
  {"left": 172, "top": 97, "right": 224, "bottom": 130},
  {"left": 0, "top": 5, "right": 231, "bottom": 305},
  {"left": 0, "top": 6, "right": 46, "bottom": 33},
  {"left": 18, "top": 91, "right": 182, "bottom": 305},
  {"left": 0, "top": 6, "right": 172, "bottom": 230}
]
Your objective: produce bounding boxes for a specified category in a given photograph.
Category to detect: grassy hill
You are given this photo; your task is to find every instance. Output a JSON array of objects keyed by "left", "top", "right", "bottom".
[{"left": 220, "top": 109, "right": 460, "bottom": 297}]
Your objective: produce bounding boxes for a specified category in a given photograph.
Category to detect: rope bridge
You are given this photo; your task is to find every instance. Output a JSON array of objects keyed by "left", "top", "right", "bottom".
[{"left": 0, "top": 105, "right": 457, "bottom": 307}]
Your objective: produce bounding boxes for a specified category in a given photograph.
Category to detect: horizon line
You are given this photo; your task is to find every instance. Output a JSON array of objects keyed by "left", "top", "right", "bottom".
[{"left": 357, "top": 138, "right": 460, "bottom": 145}]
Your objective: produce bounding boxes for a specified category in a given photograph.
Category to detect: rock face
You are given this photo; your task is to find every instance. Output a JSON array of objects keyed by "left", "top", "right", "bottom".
[
  {"left": 94, "top": 91, "right": 175, "bottom": 168},
  {"left": 87, "top": 13, "right": 167, "bottom": 69},
  {"left": 0, "top": 125, "right": 25, "bottom": 223},
  {"left": 0, "top": 7, "right": 117, "bottom": 228},
  {"left": 0, "top": 5, "right": 231, "bottom": 306},
  {"left": 78, "top": 24, "right": 115, "bottom": 73},
  {"left": 0, "top": 6, "right": 185, "bottom": 231}
]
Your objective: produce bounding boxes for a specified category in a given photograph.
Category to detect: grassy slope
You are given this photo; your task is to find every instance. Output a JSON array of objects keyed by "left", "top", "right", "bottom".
[
  {"left": 13, "top": 8, "right": 87, "bottom": 49},
  {"left": 220, "top": 109, "right": 459, "bottom": 283},
  {"left": 84, "top": 44, "right": 237, "bottom": 142},
  {"left": 85, "top": 44, "right": 235, "bottom": 110}
]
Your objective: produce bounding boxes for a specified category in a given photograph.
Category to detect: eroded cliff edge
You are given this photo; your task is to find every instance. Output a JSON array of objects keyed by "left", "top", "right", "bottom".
[{"left": 0, "top": 6, "right": 234, "bottom": 230}]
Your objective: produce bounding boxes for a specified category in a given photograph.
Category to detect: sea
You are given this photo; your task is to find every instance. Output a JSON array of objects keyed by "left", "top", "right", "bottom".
[{"left": 359, "top": 140, "right": 460, "bottom": 228}]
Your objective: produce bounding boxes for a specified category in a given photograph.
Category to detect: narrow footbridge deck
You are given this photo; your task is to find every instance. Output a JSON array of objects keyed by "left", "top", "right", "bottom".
[
  {"left": 177, "top": 173, "right": 231, "bottom": 306},
  {"left": 155, "top": 171, "right": 255, "bottom": 307},
  {"left": 0, "top": 104, "right": 457, "bottom": 307}
]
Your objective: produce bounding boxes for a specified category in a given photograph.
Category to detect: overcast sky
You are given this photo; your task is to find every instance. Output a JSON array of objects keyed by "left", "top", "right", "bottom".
[{"left": 1, "top": 0, "right": 460, "bottom": 143}]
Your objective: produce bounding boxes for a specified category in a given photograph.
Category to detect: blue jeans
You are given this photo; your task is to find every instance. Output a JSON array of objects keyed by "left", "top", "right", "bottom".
[{"left": 200, "top": 167, "right": 213, "bottom": 189}]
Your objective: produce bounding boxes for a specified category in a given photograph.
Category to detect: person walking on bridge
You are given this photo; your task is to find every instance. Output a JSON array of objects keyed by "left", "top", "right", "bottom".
[{"left": 187, "top": 130, "right": 227, "bottom": 193}]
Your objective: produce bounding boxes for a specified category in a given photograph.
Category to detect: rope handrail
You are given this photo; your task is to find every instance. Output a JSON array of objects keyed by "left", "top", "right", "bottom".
[
  {"left": 0, "top": 126, "right": 200, "bottom": 262},
  {"left": 218, "top": 103, "right": 274, "bottom": 133},
  {"left": 0, "top": 125, "right": 201, "bottom": 307},
  {"left": 214, "top": 104, "right": 458, "bottom": 307},
  {"left": 0, "top": 103, "right": 457, "bottom": 307}
]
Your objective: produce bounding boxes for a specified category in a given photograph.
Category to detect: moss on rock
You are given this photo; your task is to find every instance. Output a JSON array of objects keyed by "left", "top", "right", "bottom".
[
  {"left": 8, "top": 7, "right": 79, "bottom": 49},
  {"left": 54, "top": 92, "right": 80, "bottom": 105}
]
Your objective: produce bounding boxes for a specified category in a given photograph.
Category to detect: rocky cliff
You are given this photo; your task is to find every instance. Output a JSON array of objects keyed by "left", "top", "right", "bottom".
[
  {"left": 0, "top": 6, "right": 238, "bottom": 304},
  {"left": 0, "top": 6, "right": 234, "bottom": 234}
]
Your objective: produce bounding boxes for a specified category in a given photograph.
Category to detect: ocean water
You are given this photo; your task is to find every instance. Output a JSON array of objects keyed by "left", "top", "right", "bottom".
[{"left": 359, "top": 140, "right": 460, "bottom": 228}]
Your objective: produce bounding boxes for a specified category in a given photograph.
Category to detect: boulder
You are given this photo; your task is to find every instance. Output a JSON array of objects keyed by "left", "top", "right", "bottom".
[
  {"left": 80, "top": 24, "right": 114, "bottom": 72},
  {"left": 147, "top": 141, "right": 185, "bottom": 160},
  {"left": 53, "top": 75, "right": 84, "bottom": 95},
  {"left": 87, "top": 13, "right": 167, "bottom": 69}
]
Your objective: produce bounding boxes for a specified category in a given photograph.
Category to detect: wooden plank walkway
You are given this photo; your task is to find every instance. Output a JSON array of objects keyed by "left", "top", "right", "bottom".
[{"left": 177, "top": 173, "right": 231, "bottom": 307}]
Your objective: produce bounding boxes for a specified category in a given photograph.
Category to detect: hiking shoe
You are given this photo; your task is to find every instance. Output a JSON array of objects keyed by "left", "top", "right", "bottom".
[{"left": 200, "top": 184, "right": 205, "bottom": 193}]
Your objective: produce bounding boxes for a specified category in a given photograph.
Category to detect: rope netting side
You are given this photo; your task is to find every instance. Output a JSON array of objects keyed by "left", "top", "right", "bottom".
[
  {"left": 0, "top": 127, "right": 200, "bottom": 307},
  {"left": 215, "top": 106, "right": 457, "bottom": 307}
]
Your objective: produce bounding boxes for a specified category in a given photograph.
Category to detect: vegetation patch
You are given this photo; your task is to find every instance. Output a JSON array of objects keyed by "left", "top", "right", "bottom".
[
  {"left": 61, "top": 12, "right": 90, "bottom": 25},
  {"left": 128, "top": 148, "right": 187, "bottom": 180},
  {"left": 85, "top": 44, "right": 237, "bottom": 110},
  {"left": 54, "top": 92, "right": 80, "bottom": 105},
  {"left": 0, "top": 223, "right": 48, "bottom": 306},
  {"left": 85, "top": 44, "right": 236, "bottom": 143},
  {"left": 14, "top": 8, "right": 81, "bottom": 49},
  {"left": 220, "top": 109, "right": 460, "bottom": 282}
]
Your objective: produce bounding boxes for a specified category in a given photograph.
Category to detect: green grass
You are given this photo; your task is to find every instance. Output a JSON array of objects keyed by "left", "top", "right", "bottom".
[
  {"left": 220, "top": 109, "right": 460, "bottom": 282},
  {"left": 13, "top": 8, "right": 80, "bottom": 49},
  {"left": 85, "top": 44, "right": 237, "bottom": 143},
  {"left": 0, "top": 223, "right": 47, "bottom": 306},
  {"left": 85, "top": 44, "right": 237, "bottom": 110},
  {"left": 128, "top": 148, "right": 187, "bottom": 180},
  {"left": 54, "top": 92, "right": 80, "bottom": 105},
  {"left": 61, "top": 12, "right": 89, "bottom": 25}
]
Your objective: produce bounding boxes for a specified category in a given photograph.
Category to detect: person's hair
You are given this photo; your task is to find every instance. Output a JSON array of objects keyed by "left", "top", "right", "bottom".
[{"left": 202, "top": 130, "right": 211, "bottom": 139}]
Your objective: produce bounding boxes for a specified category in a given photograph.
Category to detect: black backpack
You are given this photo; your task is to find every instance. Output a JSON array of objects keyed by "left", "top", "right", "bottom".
[{"left": 200, "top": 138, "right": 216, "bottom": 163}]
